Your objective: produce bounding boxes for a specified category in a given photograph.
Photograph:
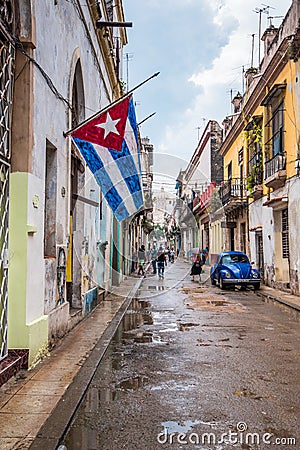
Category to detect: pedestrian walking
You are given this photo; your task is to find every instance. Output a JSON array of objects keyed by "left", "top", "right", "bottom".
[
  {"left": 131, "top": 248, "right": 137, "bottom": 273},
  {"left": 190, "top": 254, "right": 203, "bottom": 282},
  {"left": 151, "top": 244, "right": 157, "bottom": 274},
  {"left": 170, "top": 247, "right": 175, "bottom": 263},
  {"left": 157, "top": 246, "right": 166, "bottom": 279},
  {"left": 138, "top": 245, "right": 146, "bottom": 276},
  {"left": 201, "top": 246, "right": 209, "bottom": 265}
]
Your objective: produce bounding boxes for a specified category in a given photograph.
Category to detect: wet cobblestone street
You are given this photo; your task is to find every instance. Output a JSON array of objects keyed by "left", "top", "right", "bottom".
[{"left": 62, "top": 261, "right": 300, "bottom": 450}]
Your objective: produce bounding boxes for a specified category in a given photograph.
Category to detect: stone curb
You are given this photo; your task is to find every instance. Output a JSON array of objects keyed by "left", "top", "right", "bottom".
[
  {"left": 28, "top": 276, "right": 144, "bottom": 450},
  {"left": 257, "top": 288, "right": 300, "bottom": 313}
]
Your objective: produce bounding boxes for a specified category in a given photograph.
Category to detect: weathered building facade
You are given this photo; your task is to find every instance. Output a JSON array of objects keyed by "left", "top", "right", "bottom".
[
  {"left": 176, "top": 120, "right": 223, "bottom": 259},
  {"left": 218, "top": 0, "right": 300, "bottom": 294},
  {"left": 0, "top": 0, "right": 131, "bottom": 382}
]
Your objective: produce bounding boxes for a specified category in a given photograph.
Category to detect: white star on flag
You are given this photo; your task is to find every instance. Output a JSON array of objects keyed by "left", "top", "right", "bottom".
[
  {"left": 96, "top": 112, "right": 120, "bottom": 139},
  {"left": 70, "top": 95, "right": 144, "bottom": 221}
]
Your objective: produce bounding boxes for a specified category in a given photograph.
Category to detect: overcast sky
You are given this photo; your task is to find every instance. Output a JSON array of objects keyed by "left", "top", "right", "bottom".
[{"left": 123, "top": 0, "right": 292, "bottom": 192}]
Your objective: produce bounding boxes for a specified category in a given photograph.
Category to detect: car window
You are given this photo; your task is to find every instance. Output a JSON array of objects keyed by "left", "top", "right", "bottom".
[
  {"left": 221, "top": 256, "right": 231, "bottom": 264},
  {"left": 221, "top": 254, "right": 249, "bottom": 264}
]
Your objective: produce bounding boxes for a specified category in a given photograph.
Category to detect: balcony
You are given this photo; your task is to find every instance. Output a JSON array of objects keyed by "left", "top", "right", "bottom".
[
  {"left": 248, "top": 151, "right": 263, "bottom": 200},
  {"left": 193, "top": 182, "right": 216, "bottom": 214},
  {"left": 264, "top": 153, "right": 286, "bottom": 190},
  {"left": 220, "top": 178, "right": 247, "bottom": 212}
]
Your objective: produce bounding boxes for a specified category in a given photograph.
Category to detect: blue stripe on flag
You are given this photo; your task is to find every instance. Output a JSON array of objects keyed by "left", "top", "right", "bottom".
[
  {"left": 127, "top": 97, "right": 139, "bottom": 143},
  {"left": 107, "top": 99, "right": 143, "bottom": 211},
  {"left": 73, "top": 138, "right": 129, "bottom": 220},
  {"left": 74, "top": 137, "right": 103, "bottom": 173},
  {"left": 109, "top": 143, "right": 143, "bottom": 211},
  {"left": 94, "top": 171, "right": 129, "bottom": 221}
]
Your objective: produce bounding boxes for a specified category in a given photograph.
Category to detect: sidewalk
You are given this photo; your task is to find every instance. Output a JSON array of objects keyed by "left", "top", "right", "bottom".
[
  {"left": 200, "top": 260, "right": 300, "bottom": 313},
  {"left": 0, "top": 275, "right": 143, "bottom": 450},
  {"left": 0, "top": 261, "right": 299, "bottom": 450},
  {"left": 258, "top": 284, "right": 300, "bottom": 313}
]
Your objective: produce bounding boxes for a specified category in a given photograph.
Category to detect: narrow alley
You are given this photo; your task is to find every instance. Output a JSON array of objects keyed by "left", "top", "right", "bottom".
[
  {"left": 0, "top": 2, "right": 300, "bottom": 449},
  {"left": 59, "top": 259, "right": 300, "bottom": 450}
]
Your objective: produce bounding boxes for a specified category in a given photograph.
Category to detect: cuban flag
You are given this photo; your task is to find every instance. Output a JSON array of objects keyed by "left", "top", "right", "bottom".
[{"left": 71, "top": 95, "right": 144, "bottom": 221}]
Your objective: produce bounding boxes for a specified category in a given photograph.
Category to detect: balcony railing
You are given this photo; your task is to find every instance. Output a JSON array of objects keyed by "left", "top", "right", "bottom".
[
  {"left": 248, "top": 151, "right": 263, "bottom": 187},
  {"left": 193, "top": 182, "right": 216, "bottom": 212},
  {"left": 264, "top": 152, "right": 286, "bottom": 179},
  {"left": 220, "top": 178, "right": 246, "bottom": 205}
]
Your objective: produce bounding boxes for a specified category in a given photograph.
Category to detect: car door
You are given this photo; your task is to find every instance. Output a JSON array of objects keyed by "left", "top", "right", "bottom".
[{"left": 214, "top": 254, "right": 221, "bottom": 280}]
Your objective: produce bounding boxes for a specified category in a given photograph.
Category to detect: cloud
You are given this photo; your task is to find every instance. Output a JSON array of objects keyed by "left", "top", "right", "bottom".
[
  {"left": 124, "top": 0, "right": 292, "bottom": 167},
  {"left": 155, "top": 0, "right": 292, "bottom": 162}
]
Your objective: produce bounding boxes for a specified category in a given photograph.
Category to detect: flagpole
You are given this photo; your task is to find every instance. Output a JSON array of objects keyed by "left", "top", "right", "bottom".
[
  {"left": 64, "top": 71, "right": 160, "bottom": 137},
  {"left": 138, "top": 112, "right": 156, "bottom": 126}
]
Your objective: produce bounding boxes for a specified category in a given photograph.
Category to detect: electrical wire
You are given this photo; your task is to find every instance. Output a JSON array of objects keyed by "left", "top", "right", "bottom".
[{"left": 8, "top": 33, "right": 72, "bottom": 109}]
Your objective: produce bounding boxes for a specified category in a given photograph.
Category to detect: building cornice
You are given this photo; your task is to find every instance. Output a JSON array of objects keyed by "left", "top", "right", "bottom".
[{"left": 219, "top": 36, "right": 291, "bottom": 157}]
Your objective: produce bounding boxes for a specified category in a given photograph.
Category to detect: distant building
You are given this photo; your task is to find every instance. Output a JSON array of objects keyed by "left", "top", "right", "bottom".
[{"left": 176, "top": 120, "right": 223, "bottom": 259}]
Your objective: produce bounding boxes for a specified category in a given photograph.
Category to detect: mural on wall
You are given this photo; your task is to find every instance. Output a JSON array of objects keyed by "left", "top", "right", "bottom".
[{"left": 57, "top": 247, "right": 66, "bottom": 305}]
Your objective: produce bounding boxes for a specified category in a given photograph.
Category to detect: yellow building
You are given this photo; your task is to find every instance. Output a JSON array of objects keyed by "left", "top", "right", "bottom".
[{"left": 218, "top": 0, "right": 300, "bottom": 294}]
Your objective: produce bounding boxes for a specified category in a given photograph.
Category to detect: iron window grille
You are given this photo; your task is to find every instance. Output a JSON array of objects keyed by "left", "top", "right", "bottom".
[{"left": 282, "top": 208, "right": 289, "bottom": 259}]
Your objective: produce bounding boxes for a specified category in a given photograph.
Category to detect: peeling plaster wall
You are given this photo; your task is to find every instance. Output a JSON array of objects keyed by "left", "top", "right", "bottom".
[
  {"left": 26, "top": 173, "right": 44, "bottom": 322},
  {"left": 288, "top": 177, "right": 300, "bottom": 295},
  {"left": 248, "top": 198, "right": 264, "bottom": 267},
  {"left": 260, "top": 202, "right": 275, "bottom": 286},
  {"left": 25, "top": 1, "right": 115, "bottom": 335},
  {"left": 250, "top": 181, "right": 298, "bottom": 291}
]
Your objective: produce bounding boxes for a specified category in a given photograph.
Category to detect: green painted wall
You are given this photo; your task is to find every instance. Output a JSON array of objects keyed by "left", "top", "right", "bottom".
[{"left": 8, "top": 172, "right": 48, "bottom": 366}]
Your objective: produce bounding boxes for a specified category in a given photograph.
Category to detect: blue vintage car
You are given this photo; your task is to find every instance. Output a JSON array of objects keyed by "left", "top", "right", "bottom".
[{"left": 210, "top": 251, "right": 261, "bottom": 290}]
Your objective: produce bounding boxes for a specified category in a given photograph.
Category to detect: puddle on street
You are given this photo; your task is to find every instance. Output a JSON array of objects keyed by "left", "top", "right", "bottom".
[
  {"left": 115, "top": 375, "right": 149, "bottom": 391},
  {"left": 147, "top": 285, "right": 166, "bottom": 290},
  {"left": 161, "top": 419, "right": 201, "bottom": 434},
  {"left": 179, "top": 322, "right": 200, "bottom": 331},
  {"left": 137, "top": 285, "right": 167, "bottom": 297},
  {"left": 160, "top": 418, "right": 217, "bottom": 434},
  {"left": 234, "top": 388, "right": 263, "bottom": 400},
  {"left": 210, "top": 300, "right": 228, "bottom": 306},
  {"left": 61, "top": 293, "right": 174, "bottom": 447},
  {"left": 185, "top": 294, "right": 246, "bottom": 313},
  {"left": 133, "top": 331, "right": 153, "bottom": 343}
]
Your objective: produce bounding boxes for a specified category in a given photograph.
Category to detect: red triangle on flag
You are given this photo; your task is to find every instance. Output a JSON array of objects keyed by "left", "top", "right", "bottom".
[{"left": 72, "top": 96, "right": 131, "bottom": 151}]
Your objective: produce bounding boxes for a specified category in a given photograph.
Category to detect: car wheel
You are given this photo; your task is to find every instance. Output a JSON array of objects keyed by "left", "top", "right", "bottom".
[
  {"left": 254, "top": 283, "right": 260, "bottom": 290},
  {"left": 219, "top": 276, "right": 226, "bottom": 290},
  {"left": 211, "top": 274, "right": 216, "bottom": 285}
]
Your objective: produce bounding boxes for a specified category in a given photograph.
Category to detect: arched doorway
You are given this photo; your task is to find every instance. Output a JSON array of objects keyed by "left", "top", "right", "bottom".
[{"left": 66, "top": 59, "right": 86, "bottom": 309}]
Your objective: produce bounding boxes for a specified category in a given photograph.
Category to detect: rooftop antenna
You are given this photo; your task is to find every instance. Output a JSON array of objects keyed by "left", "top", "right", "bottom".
[
  {"left": 232, "top": 65, "right": 246, "bottom": 95},
  {"left": 250, "top": 33, "right": 255, "bottom": 68},
  {"left": 267, "top": 15, "right": 283, "bottom": 27},
  {"left": 226, "top": 89, "right": 237, "bottom": 113},
  {"left": 196, "top": 118, "right": 206, "bottom": 140},
  {"left": 242, "top": 65, "right": 245, "bottom": 94},
  {"left": 124, "top": 53, "right": 133, "bottom": 91},
  {"left": 254, "top": 4, "right": 274, "bottom": 66}
]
